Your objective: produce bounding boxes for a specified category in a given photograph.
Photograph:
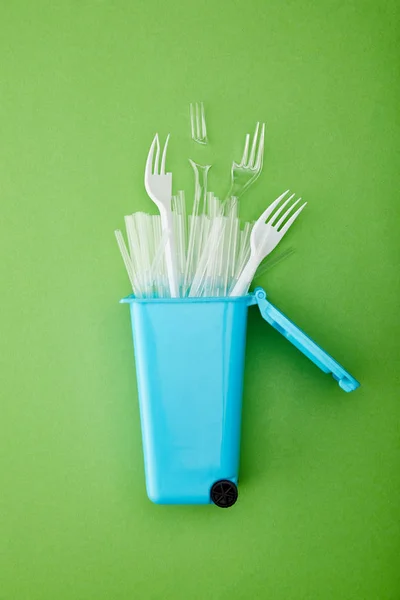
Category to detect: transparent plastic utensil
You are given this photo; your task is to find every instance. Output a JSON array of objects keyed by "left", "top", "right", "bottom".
[
  {"left": 152, "top": 214, "right": 169, "bottom": 298},
  {"left": 134, "top": 212, "right": 154, "bottom": 297},
  {"left": 144, "top": 134, "right": 179, "bottom": 297},
  {"left": 222, "top": 198, "right": 239, "bottom": 296},
  {"left": 226, "top": 122, "right": 265, "bottom": 199},
  {"left": 230, "top": 190, "right": 307, "bottom": 296},
  {"left": 189, "top": 216, "right": 226, "bottom": 297},
  {"left": 228, "top": 222, "right": 252, "bottom": 295},
  {"left": 150, "top": 229, "right": 170, "bottom": 289},
  {"left": 119, "top": 213, "right": 157, "bottom": 297},
  {"left": 254, "top": 247, "right": 295, "bottom": 280},
  {"left": 115, "top": 229, "right": 138, "bottom": 295},
  {"left": 124, "top": 214, "right": 144, "bottom": 293},
  {"left": 190, "top": 102, "right": 208, "bottom": 144},
  {"left": 189, "top": 159, "right": 211, "bottom": 215},
  {"left": 184, "top": 161, "right": 211, "bottom": 295},
  {"left": 172, "top": 191, "right": 187, "bottom": 295}
]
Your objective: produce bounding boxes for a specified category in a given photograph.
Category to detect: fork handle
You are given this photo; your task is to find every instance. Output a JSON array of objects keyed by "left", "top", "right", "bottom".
[
  {"left": 225, "top": 181, "right": 243, "bottom": 201},
  {"left": 160, "top": 208, "right": 179, "bottom": 297},
  {"left": 230, "top": 254, "right": 260, "bottom": 297}
]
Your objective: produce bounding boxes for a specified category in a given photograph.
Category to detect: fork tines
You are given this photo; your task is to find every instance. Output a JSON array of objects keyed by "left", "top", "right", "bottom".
[
  {"left": 190, "top": 102, "right": 208, "bottom": 145},
  {"left": 145, "top": 133, "right": 171, "bottom": 176},
  {"left": 266, "top": 190, "right": 307, "bottom": 234},
  {"left": 239, "top": 122, "right": 265, "bottom": 170}
]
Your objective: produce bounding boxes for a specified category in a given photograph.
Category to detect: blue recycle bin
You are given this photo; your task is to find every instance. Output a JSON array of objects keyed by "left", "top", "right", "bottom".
[{"left": 121, "top": 287, "right": 359, "bottom": 507}]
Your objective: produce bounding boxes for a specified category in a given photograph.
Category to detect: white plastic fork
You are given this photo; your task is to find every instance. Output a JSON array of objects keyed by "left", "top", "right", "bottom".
[
  {"left": 226, "top": 122, "right": 265, "bottom": 199},
  {"left": 144, "top": 134, "right": 179, "bottom": 297},
  {"left": 230, "top": 190, "right": 307, "bottom": 296},
  {"left": 190, "top": 102, "right": 207, "bottom": 144}
]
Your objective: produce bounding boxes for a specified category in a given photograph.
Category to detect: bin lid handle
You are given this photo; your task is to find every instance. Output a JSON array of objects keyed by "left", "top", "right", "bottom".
[{"left": 253, "top": 287, "right": 360, "bottom": 393}]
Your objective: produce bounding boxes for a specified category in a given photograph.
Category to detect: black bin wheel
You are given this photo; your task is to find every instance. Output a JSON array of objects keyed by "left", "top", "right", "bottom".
[{"left": 210, "top": 480, "right": 238, "bottom": 508}]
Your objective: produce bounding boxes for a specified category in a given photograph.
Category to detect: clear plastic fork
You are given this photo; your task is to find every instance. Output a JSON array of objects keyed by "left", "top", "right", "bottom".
[
  {"left": 226, "top": 122, "right": 266, "bottom": 199},
  {"left": 190, "top": 102, "right": 207, "bottom": 144}
]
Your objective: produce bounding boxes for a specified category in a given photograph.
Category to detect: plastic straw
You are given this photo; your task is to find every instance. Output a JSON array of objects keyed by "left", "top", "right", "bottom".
[
  {"left": 117, "top": 187, "right": 291, "bottom": 299},
  {"left": 211, "top": 217, "right": 228, "bottom": 296},
  {"left": 176, "top": 190, "right": 187, "bottom": 288},
  {"left": 184, "top": 164, "right": 205, "bottom": 294},
  {"left": 183, "top": 215, "right": 197, "bottom": 296},
  {"left": 174, "top": 191, "right": 187, "bottom": 293},
  {"left": 189, "top": 216, "right": 226, "bottom": 297},
  {"left": 228, "top": 222, "right": 253, "bottom": 295},
  {"left": 125, "top": 214, "right": 144, "bottom": 293},
  {"left": 254, "top": 247, "right": 295, "bottom": 279},
  {"left": 115, "top": 229, "right": 138, "bottom": 294},
  {"left": 222, "top": 198, "right": 238, "bottom": 295},
  {"left": 137, "top": 213, "right": 154, "bottom": 296},
  {"left": 150, "top": 229, "right": 170, "bottom": 290}
]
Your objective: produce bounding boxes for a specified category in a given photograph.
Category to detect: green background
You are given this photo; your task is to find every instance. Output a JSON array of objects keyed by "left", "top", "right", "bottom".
[{"left": 1, "top": 1, "right": 399, "bottom": 598}]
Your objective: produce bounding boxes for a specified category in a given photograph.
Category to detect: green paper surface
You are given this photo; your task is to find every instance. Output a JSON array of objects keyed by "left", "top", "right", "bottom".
[{"left": 1, "top": 1, "right": 399, "bottom": 599}]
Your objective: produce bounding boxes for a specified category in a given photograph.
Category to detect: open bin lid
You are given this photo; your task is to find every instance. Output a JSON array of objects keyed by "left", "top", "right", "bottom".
[{"left": 252, "top": 287, "right": 360, "bottom": 393}]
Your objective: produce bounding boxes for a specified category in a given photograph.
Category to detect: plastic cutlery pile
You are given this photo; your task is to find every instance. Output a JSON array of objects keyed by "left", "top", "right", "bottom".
[{"left": 115, "top": 109, "right": 306, "bottom": 298}]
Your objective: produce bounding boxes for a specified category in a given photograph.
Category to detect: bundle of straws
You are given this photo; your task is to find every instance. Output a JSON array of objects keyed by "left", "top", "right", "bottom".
[{"left": 115, "top": 194, "right": 254, "bottom": 298}]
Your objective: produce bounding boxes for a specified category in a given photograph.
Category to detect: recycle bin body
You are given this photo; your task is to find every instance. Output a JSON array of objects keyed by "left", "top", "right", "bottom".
[
  {"left": 123, "top": 295, "right": 252, "bottom": 505},
  {"left": 122, "top": 288, "right": 360, "bottom": 505}
]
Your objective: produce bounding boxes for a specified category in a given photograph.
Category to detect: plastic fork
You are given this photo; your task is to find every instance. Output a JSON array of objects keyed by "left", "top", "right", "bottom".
[
  {"left": 190, "top": 102, "right": 207, "bottom": 144},
  {"left": 226, "top": 122, "right": 265, "bottom": 199},
  {"left": 144, "top": 134, "right": 179, "bottom": 297},
  {"left": 230, "top": 190, "right": 307, "bottom": 296}
]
